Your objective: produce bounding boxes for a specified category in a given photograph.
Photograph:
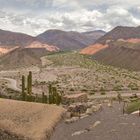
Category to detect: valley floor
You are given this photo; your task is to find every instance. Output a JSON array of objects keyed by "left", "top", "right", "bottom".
[{"left": 51, "top": 102, "right": 140, "bottom": 140}]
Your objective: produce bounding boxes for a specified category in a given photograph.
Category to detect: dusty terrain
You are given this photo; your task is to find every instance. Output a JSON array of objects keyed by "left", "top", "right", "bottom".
[
  {"left": 0, "top": 99, "right": 65, "bottom": 140},
  {"left": 51, "top": 102, "right": 140, "bottom": 140}
]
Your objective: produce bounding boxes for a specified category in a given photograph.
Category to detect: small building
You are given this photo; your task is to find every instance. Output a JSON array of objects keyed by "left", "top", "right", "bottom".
[{"left": 62, "top": 93, "right": 88, "bottom": 104}]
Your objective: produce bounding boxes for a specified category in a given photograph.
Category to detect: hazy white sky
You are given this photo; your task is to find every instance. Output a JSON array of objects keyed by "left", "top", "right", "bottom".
[{"left": 0, "top": 0, "right": 140, "bottom": 36}]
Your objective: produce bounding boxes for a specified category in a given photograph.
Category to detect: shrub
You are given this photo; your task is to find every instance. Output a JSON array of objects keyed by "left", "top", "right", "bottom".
[{"left": 100, "top": 91, "right": 106, "bottom": 95}]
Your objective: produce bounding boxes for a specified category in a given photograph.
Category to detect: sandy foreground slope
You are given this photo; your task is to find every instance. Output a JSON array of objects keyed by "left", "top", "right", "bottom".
[{"left": 0, "top": 99, "right": 65, "bottom": 140}]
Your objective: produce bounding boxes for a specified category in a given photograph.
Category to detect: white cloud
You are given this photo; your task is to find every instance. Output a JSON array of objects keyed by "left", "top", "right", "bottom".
[{"left": 0, "top": 0, "right": 140, "bottom": 35}]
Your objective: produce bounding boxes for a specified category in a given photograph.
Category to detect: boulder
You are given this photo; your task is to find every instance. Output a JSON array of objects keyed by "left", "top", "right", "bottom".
[
  {"left": 65, "top": 117, "right": 79, "bottom": 124},
  {"left": 80, "top": 114, "right": 89, "bottom": 119},
  {"left": 86, "top": 104, "right": 102, "bottom": 115},
  {"left": 90, "top": 121, "right": 101, "bottom": 129},
  {"left": 86, "top": 108, "right": 93, "bottom": 115},
  {"left": 68, "top": 103, "right": 87, "bottom": 115}
]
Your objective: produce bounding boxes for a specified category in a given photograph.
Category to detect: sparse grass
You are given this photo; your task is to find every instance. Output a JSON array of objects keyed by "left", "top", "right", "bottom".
[
  {"left": 40, "top": 52, "right": 140, "bottom": 92},
  {"left": 113, "top": 85, "right": 123, "bottom": 91},
  {"left": 100, "top": 91, "right": 106, "bottom": 95},
  {"left": 128, "top": 82, "right": 139, "bottom": 90},
  {"left": 43, "top": 52, "right": 97, "bottom": 68}
]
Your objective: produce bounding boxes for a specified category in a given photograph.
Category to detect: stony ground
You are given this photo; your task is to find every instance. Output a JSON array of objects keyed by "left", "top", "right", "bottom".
[
  {"left": 1, "top": 52, "right": 140, "bottom": 96},
  {"left": 51, "top": 102, "right": 140, "bottom": 140}
]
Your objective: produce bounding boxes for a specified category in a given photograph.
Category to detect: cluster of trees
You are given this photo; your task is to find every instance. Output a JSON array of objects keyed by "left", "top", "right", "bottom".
[{"left": 21, "top": 71, "right": 62, "bottom": 105}]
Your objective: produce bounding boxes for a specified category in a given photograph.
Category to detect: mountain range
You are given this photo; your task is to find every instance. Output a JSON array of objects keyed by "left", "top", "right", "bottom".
[
  {"left": 0, "top": 28, "right": 105, "bottom": 68},
  {"left": 0, "top": 29, "right": 105, "bottom": 54},
  {"left": 2, "top": 26, "right": 140, "bottom": 71}
]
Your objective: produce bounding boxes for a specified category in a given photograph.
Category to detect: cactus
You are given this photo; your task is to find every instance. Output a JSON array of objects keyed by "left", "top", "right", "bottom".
[
  {"left": 42, "top": 92, "right": 48, "bottom": 104},
  {"left": 27, "top": 71, "right": 32, "bottom": 95},
  {"left": 21, "top": 71, "right": 34, "bottom": 102},
  {"left": 42, "top": 92, "right": 45, "bottom": 103},
  {"left": 51, "top": 86, "right": 61, "bottom": 105},
  {"left": 43, "top": 94, "right": 48, "bottom": 104},
  {"left": 48, "top": 84, "right": 53, "bottom": 104},
  {"left": 22, "top": 75, "right": 26, "bottom": 101},
  {"left": 54, "top": 88, "right": 61, "bottom": 105},
  {"left": 52, "top": 87, "right": 56, "bottom": 104}
]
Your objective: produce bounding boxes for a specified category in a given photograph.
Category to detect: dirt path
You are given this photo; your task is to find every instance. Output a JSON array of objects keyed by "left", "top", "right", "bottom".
[
  {"left": 89, "top": 91, "right": 140, "bottom": 99},
  {"left": 51, "top": 102, "right": 140, "bottom": 140}
]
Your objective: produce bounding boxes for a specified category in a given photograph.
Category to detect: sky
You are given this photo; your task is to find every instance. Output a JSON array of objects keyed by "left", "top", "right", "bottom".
[{"left": 0, "top": 0, "right": 140, "bottom": 36}]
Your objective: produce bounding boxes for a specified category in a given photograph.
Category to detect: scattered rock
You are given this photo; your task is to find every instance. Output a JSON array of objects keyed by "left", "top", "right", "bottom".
[
  {"left": 65, "top": 117, "right": 79, "bottom": 124},
  {"left": 119, "top": 123, "right": 128, "bottom": 125},
  {"left": 67, "top": 103, "right": 87, "bottom": 116},
  {"left": 86, "top": 101, "right": 95, "bottom": 108},
  {"left": 80, "top": 114, "right": 89, "bottom": 119},
  {"left": 90, "top": 121, "right": 101, "bottom": 129},
  {"left": 71, "top": 120, "right": 101, "bottom": 136},
  {"left": 132, "top": 123, "right": 136, "bottom": 126},
  {"left": 108, "top": 129, "right": 117, "bottom": 133},
  {"left": 85, "top": 104, "right": 102, "bottom": 115},
  {"left": 107, "top": 102, "right": 113, "bottom": 107},
  {"left": 86, "top": 108, "right": 93, "bottom": 115},
  {"left": 103, "top": 100, "right": 110, "bottom": 103},
  {"left": 72, "top": 130, "right": 87, "bottom": 136}
]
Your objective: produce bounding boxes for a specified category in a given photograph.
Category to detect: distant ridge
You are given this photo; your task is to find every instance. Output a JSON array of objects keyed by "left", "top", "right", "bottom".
[
  {"left": 37, "top": 29, "right": 105, "bottom": 50},
  {"left": 0, "top": 29, "right": 35, "bottom": 47},
  {"left": 0, "top": 28, "right": 105, "bottom": 53},
  {"left": 96, "top": 26, "right": 140, "bottom": 44},
  {"left": 80, "top": 26, "right": 140, "bottom": 71}
]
